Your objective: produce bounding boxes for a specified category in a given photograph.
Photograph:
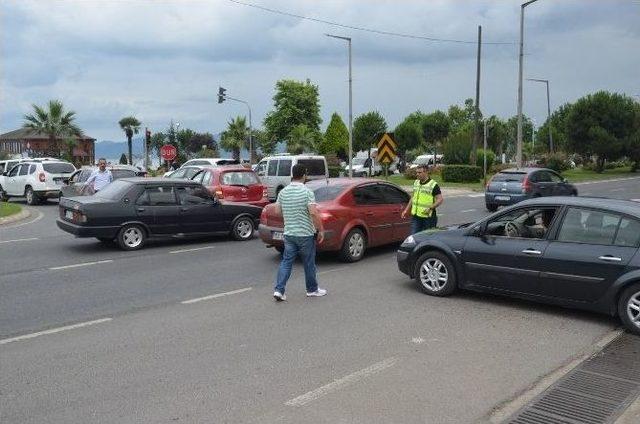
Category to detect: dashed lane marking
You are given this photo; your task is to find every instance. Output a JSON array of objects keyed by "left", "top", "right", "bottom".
[
  {"left": 0, "top": 318, "right": 113, "bottom": 345},
  {"left": 0, "top": 237, "right": 39, "bottom": 244},
  {"left": 170, "top": 246, "right": 216, "bottom": 254},
  {"left": 181, "top": 287, "right": 252, "bottom": 304},
  {"left": 468, "top": 194, "right": 485, "bottom": 198},
  {"left": 49, "top": 260, "right": 113, "bottom": 270},
  {"left": 460, "top": 209, "right": 476, "bottom": 213}
]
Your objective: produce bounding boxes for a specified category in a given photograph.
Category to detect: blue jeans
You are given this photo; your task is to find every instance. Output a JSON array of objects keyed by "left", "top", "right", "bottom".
[
  {"left": 411, "top": 215, "right": 438, "bottom": 234},
  {"left": 274, "top": 235, "right": 318, "bottom": 294}
]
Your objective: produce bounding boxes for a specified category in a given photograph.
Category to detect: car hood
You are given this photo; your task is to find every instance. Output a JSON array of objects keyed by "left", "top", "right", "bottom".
[{"left": 412, "top": 222, "right": 473, "bottom": 241}]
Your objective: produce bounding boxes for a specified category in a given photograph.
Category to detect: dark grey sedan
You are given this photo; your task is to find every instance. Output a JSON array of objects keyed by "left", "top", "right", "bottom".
[
  {"left": 485, "top": 167, "right": 577, "bottom": 211},
  {"left": 397, "top": 196, "right": 640, "bottom": 335}
]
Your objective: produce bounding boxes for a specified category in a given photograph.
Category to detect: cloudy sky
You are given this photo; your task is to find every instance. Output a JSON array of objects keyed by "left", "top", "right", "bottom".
[{"left": 1, "top": 0, "right": 639, "bottom": 143}]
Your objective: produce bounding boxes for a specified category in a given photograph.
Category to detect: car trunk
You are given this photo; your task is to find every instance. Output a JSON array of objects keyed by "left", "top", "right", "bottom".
[
  {"left": 220, "top": 170, "right": 264, "bottom": 202},
  {"left": 43, "top": 163, "right": 76, "bottom": 186},
  {"left": 488, "top": 172, "right": 527, "bottom": 195}
]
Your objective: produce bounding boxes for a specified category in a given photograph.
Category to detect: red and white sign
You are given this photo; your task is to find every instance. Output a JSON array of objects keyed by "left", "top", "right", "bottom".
[{"left": 160, "top": 144, "right": 177, "bottom": 161}]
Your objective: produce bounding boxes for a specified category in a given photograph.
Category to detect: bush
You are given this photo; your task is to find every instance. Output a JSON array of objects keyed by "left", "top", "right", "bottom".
[
  {"left": 475, "top": 149, "right": 495, "bottom": 170},
  {"left": 328, "top": 165, "right": 342, "bottom": 178},
  {"left": 442, "top": 127, "right": 473, "bottom": 164},
  {"left": 537, "top": 152, "right": 571, "bottom": 172},
  {"left": 441, "top": 165, "right": 482, "bottom": 183}
]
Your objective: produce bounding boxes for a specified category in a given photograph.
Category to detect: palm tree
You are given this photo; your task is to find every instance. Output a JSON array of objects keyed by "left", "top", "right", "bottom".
[
  {"left": 287, "top": 124, "right": 318, "bottom": 154},
  {"left": 23, "top": 100, "right": 83, "bottom": 157},
  {"left": 118, "top": 116, "right": 141, "bottom": 165},
  {"left": 220, "top": 116, "right": 249, "bottom": 161}
]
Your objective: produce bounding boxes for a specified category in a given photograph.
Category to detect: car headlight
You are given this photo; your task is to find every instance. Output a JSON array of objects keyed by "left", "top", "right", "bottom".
[{"left": 402, "top": 235, "right": 416, "bottom": 246}]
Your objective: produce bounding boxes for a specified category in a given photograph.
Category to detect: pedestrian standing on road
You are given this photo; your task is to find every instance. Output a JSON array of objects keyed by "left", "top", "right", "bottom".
[
  {"left": 272, "top": 164, "right": 327, "bottom": 301},
  {"left": 401, "top": 164, "right": 443, "bottom": 234},
  {"left": 85, "top": 158, "right": 113, "bottom": 193}
]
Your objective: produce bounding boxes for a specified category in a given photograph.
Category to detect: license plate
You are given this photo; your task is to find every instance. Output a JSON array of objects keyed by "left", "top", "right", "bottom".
[
  {"left": 65, "top": 210, "right": 73, "bottom": 220},
  {"left": 272, "top": 231, "right": 284, "bottom": 240},
  {"left": 495, "top": 195, "right": 511, "bottom": 201}
]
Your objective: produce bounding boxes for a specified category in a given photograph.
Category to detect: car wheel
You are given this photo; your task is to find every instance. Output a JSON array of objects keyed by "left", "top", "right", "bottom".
[
  {"left": 25, "top": 187, "right": 39, "bottom": 205},
  {"left": 232, "top": 216, "right": 255, "bottom": 241},
  {"left": 117, "top": 224, "right": 146, "bottom": 250},
  {"left": 414, "top": 251, "right": 457, "bottom": 296},
  {"left": 0, "top": 186, "right": 8, "bottom": 202},
  {"left": 617, "top": 283, "right": 640, "bottom": 335},
  {"left": 486, "top": 203, "right": 498, "bottom": 212},
  {"left": 339, "top": 228, "right": 366, "bottom": 262}
]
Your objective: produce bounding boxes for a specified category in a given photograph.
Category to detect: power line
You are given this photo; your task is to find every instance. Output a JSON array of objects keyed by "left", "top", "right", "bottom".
[{"left": 226, "top": 0, "right": 516, "bottom": 45}]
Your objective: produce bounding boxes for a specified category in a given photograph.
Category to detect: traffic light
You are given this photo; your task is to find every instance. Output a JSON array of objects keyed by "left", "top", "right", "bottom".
[
  {"left": 218, "top": 86, "right": 226, "bottom": 104},
  {"left": 145, "top": 128, "right": 151, "bottom": 141}
]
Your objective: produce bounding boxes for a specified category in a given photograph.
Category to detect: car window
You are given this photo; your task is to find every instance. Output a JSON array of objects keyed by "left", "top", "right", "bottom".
[
  {"left": 18, "top": 164, "right": 29, "bottom": 176},
  {"left": 277, "top": 159, "right": 292, "bottom": 177},
  {"left": 184, "top": 168, "right": 201, "bottom": 179},
  {"left": 192, "top": 170, "right": 205, "bottom": 184},
  {"left": 377, "top": 184, "right": 410, "bottom": 204},
  {"left": 136, "top": 186, "right": 177, "bottom": 206},
  {"left": 94, "top": 180, "right": 133, "bottom": 200},
  {"left": 111, "top": 169, "right": 136, "bottom": 180},
  {"left": 176, "top": 185, "right": 213, "bottom": 205},
  {"left": 535, "top": 171, "right": 552, "bottom": 183},
  {"left": 549, "top": 171, "right": 563, "bottom": 183},
  {"left": 297, "top": 159, "right": 326, "bottom": 176},
  {"left": 353, "top": 184, "right": 386, "bottom": 205},
  {"left": 29, "top": 164, "right": 36, "bottom": 174},
  {"left": 170, "top": 168, "right": 186, "bottom": 178},
  {"left": 312, "top": 184, "right": 349, "bottom": 202},
  {"left": 485, "top": 207, "right": 558, "bottom": 239},
  {"left": 614, "top": 217, "right": 640, "bottom": 247},
  {"left": 267, "top": 160, "right": 278, "bottom": 176},
  {"left": 8, "top": 165, "right": 20, "bottom": 177},
  {"left": 201, "top": 171, "right": 213, "bottom": 185},
  {"left": 0, "top": 163, "right": 5, "bottom": 173},
  {"left": 492, "top": 172, "right": 526, "bottom": 182},
  {"left": 80, "top": 169, "right": 93, "bottom": 182},
  {"left": 557, "top": 208, "right": 620, "bottom": 245},
  {"left": 42, "top": 163, "right": 75, "bottom": 174},
  {"left": 256, "top": 161, "right": 267, "bottom": 176},
  {"left": 221, "top": 171, "right": 259, "bottom": 186}
]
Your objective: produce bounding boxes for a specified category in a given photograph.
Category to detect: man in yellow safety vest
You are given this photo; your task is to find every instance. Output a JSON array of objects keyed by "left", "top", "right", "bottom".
[{"left": 401, "top": 164, "right": 444, "bottom": 234}]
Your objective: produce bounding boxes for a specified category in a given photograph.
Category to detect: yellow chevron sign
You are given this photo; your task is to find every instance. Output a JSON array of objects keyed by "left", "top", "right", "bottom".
[{"left": 377, "top": 132, "right": 397, "bottom": 164}]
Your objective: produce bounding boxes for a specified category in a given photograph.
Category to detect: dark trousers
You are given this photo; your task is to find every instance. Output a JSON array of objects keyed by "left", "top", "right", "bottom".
[{"left": 411, "top": 215, "right": 438, "bottom": 234}]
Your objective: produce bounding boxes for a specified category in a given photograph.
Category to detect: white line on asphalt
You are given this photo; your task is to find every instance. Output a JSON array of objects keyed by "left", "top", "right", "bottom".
[
  {"left": 285, "top": 357, "right": 398, "bottom": 407},
  {"left": 460, "top": 209, "right": 476, "bottom": 213},
  {"left": 0, "top": 318, "right": 113, "bottom": 345},
  {"left": 318, "top": 268, "right": 346, "bottom": 275},
  {"left": 181, "top": 287, "right": 252, "bottom": 304},
  {"left": 468, "top": 194, "right": 485, "bottom": 198},
  {"left": 170, "top": 246, "right": 216, "bottom": 254},
  {"left": 0, "top": 237, "right": 39, "bottom": 244},
  {"left": 611, "top": 188, "right": 625, "bottom": 192},
  {"left": 49, "top": 260, "right": 113, "bottom": 270},
  {"left": 631, "top": 199, "right": 640, "bottom": 202}
]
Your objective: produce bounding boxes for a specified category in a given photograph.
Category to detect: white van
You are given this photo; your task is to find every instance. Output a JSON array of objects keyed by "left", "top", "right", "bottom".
[
  {"left": 344, "top": 148, "right": 399, "bottom": 177},
  {"left": 410, "top": 154, "right": 443, "bottom": 169},
  {"left": 256, "top": 154, "right": 328, "bottom": 200}
]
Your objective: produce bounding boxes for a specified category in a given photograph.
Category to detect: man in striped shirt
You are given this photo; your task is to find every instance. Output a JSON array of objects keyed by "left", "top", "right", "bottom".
[{"left": 272, "top": 164, "right": 327, "bottom": 301}]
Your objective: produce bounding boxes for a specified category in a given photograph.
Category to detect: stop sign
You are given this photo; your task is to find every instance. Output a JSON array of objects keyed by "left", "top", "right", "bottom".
[{"left": 160, "top": 144, "right": 177, "bottom": 161}]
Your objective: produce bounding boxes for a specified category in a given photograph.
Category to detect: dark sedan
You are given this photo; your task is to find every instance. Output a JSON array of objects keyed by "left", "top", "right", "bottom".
[
  {"left": 485, "top": 167, "right": 577, "bottom": 211},
  {"left": 57, "top": 178, "right": 261, "bottom": 250},
  {"left": 397, "top": 196, "right": 640, "bottom": 334}
]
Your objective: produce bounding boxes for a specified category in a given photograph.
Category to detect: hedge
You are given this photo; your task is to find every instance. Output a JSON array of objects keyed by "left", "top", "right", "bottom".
[
  {"left": 328, "top": 165, "right": 342, "bottom": 178},
  {"left": 441, "top": 165, "right": 483, "bottom": 182}
]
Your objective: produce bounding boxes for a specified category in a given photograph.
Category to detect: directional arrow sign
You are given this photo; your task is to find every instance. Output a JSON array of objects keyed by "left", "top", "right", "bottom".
[{"left": 377, "top": 133, "right": 397, "bottom": 164}]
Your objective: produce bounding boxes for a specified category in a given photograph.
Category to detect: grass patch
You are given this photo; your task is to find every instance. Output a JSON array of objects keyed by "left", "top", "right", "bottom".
[
  {"left": 0, "top": 202, "right": 21, "bottom": 218},
  {"left": 561, "top": 166, "right": 638, "bottom": 182},
  {"left": 377, "top": 174, "right": 487, "bottom": 191}
]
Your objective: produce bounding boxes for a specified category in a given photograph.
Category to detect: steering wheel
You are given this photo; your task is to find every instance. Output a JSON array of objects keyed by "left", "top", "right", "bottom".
[{"left": 504, "top": 221, "right": 520, "bottom": 237}]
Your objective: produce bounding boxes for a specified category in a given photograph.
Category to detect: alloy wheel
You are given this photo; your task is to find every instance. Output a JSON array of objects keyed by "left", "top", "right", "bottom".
[
  {"left": 348, "top": 233, "right": 364, "bottom": 259},
  {"left": 236, "top": 219, "right": 253, "bottom": 239},
  {"left": 123, "top": 227, "right": 143, "bottom": 248},
  {"left": 419, "top": 258, "right": 449, "bottom": 292},
  {"left": 627, "top": 291, "right": 640, "bottom": 330}
]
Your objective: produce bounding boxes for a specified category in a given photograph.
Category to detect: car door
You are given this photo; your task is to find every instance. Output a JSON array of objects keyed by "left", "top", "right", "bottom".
[
  {"left": 265, "top": 159, "right": 278, "bottom": 198},
  {"left": 276, "top": 159, "right": 292, "bottom": 191},
  {"left": 135, "top": 185, "right": 180, "bottom": 235},
  {"left": 176, "top": 184, "right": 222, "bottom": 233},
  {"left": 532, "top": 171, "right": 554, "bottom": 197},
  {"left": 5, "top": 164, "right": 24, "bottom": 195},
  {"left": 462, "top": 206, "right": 558, "bottom": 295},
  {"left": 377, "top": 183, "right": 412, "bottom": 241},
  {"left": 351, "top": 184, "right": 394, "bottom": 246},
  {"left": 539, "top": 207, "right": 638, "bottom": 302},
  {"left": 548, "top": 170, "right": 571, "bottom": 196}
]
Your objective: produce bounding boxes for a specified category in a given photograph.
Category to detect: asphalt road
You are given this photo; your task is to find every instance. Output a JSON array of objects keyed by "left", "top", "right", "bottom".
[{"left": 1, "top": 177, "right": 640, "bottom": 423}]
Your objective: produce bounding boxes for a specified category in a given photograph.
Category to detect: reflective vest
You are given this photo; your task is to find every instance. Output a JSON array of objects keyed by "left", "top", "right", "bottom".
[{"left": 411, "top": 179, "right": 437, "bottom": 218}]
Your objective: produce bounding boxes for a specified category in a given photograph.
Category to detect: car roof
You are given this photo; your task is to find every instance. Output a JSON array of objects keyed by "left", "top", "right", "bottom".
[
  {"left": 519, "top": 196, "right": 640, "bottom": 218},
  {"left": 306, "top": 177, "right": 391, "bottom": 189},
  {"left": 498, "top": 167, "right": 553, "bottom": 174},
  {"left": 120, "top": 177, "right": 202, "bottom": 185}
]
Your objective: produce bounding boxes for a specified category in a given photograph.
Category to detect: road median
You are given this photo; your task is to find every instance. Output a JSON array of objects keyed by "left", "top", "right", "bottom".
[{"left": 0, "top": 204, "right": 30, "bottom": 226}]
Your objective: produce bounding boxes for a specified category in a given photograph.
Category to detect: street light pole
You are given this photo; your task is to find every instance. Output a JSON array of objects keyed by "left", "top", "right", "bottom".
[
  {"left": 326, "top": 34, "right": 353, "bottom": 178},
  {"left": 218, "top": 89, "right": 254, "bottom": 164},
  {"left": 517, "top": 0, "right": 540, "bottom": 168},
  {"left": 483, "top": 119, "right": 488, "bottom": 187},
  {"left": 527, "top": 78, "right": 553, "bottom": 153}
]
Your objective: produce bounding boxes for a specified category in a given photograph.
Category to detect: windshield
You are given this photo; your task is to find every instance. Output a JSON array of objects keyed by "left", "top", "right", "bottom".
[
  {"left": 221, "top": 171, "right": 259, "bottom": 186},
  {"left": 94, "top": 180, "right": 133, "bottom": 200},
  {"left": 352, "top": 157, "right": 366, "bottom": 166},
  {"left": 415, "top": 157, "right": 431, "bottom": 165},
  {"left": 493, "top": 172, "right": 526, "bottom": 182},
  {"left": 312, "top": 184, "right": 349, "bottom": 202},
  {"left": 43, "top": 163, "right": 75, "bottom": 174}
]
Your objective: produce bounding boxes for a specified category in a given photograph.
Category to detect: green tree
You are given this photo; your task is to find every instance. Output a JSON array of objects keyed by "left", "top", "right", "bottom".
[
  {"left": 149, "top": 132, "right": 167, "bottom": 163},
  {"left": 254, "top": 128, "right": 277, "bottom": 156},
  {"left": 566, "top": 91, "right": 639, "bottom": 172},
  {"left": 447, "top": 98, "right": 476, "bottom": 132},
  {"left": 185, "top": 132, "right": 217, "bottom": 156},
  {"left": 263, "top": 79, "right": 322, "bottom": 142},
  {"left": 353, "top": 111, "right": 387, "bottom": 153},
  {"left": 23, "top": 100, "right": 83, "bottom": 157},
  {"left": 319, "top": 112, "right": 349, "bottom": 160},
  {"left": 484, "top": 115, "right": 509, "bottom": 158},
  {"left": 287, "top": 124, "right": 319, "bottom": 154},
  {"left": 504, "top": 115, "right": 534, "bottom": 159},
  {"left": 535, "top": 103, "right": 574, "bottom": 154},
  {"left": 119, "top": 153, "right": 128, "bottom": 164},
  {"left": 443, "top": 122, "right": 474, "bottom": 164},
  {"left": 118, "top": 116, "right": 141, "bottom": 165},
  {"left": 221, "top": 116, "right": 250, "bottom": 161},
  {"left": 394, "top": 117, "right": 423, "bottom": 161},
  {"left": 421, "top": 110, "right": 451, "bottom": 160}
]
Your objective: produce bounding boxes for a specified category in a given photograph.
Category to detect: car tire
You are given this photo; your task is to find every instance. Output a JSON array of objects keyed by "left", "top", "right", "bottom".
[
  {"left": 414, "top": 250, "right": 457, "bottom": 296},
  {"left": 231, "top": 216, "right": 255, "bottom": 241},
  {"left": 117, "top": 224, "right": 146, "bottom": 251},
  {"left": 617, "top": 283, "right": 640, "bottom": 335},
  {"left": 339, "top": 228, "right": 366, "bottom": 262},
  {"left": 0, "top": 185, "right": 8, "bottom": 202},
  {"left": 25, "top": 187, "right": 39, "bottom": 205},
  {"left": 486, "top": 203, "right": 498, "bottom": 212}
]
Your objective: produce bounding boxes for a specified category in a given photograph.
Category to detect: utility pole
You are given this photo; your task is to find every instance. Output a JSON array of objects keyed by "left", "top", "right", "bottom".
[
  {"left": 527, "top": 78, "right": 553, "bottom": 153},
  {"left": 483, "top": 119, "right": 488, "bottom": 187},
  {"left": 218, "top": 87, "right": 253, "bottom": 164},
  {"left": 472, "top": 25, "right": 482, "bottom": 167}
]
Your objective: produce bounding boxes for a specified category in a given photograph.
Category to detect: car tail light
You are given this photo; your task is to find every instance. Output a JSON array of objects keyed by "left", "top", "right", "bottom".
[
  {"left": 214, "top": 186, "right": 224, "bottom": 199},
  {"left": 262, "top": 186, "right": 268, "bottom": 198},
  {"left": 38, "top": 172, "right": 46, "bottom": 182},
  {"left": 320, "top": 211, "right": 334, "bottom": 222},
  {"left": 260, "top": 207, "right": 268, "bottom": 223},
  {"left": 485, "top": 175, "right": 494, "bottom": 189},
  {"left": 522, "top": 175, "right": 532, "bottom": 193}
]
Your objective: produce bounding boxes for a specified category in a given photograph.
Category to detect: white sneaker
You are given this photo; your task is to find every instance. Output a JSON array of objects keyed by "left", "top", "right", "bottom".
[
  {"left": 306, "top": 288, "right": 327, "bottom": 297},
  {"left": 273, "top": 291, "right": 286, "bottom": 301}
]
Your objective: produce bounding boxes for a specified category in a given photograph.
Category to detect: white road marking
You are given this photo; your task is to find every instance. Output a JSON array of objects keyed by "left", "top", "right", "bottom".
[
  {"left": 411, "top": 337, "right": 425, "bottom": 344},
  {"left": 49, "top": 260, "right": 113, "bottom": 270},
  {"left": 468, "top": 194, "right": 485, "bottom": 198},
  {"left": 460, "top": 209, "right": 476, "bottom": 213},
  {"left": 611, "top": 188, "right": 625, "bottom": 192},
  {"left": 170, "top": 246, "right": 216, "bottom": 254},
  {"left": 285, "top": 357, "right": 398, "bottom": 407},
  {"left": 181, "top": 287, "right": 252, "bottom": 304},
  {"left": 0, "top": 318, "right": 112, "bottom": 345},
  {"left": 318, "top": 268, "right": 345, "bottom": 275},
  {"left": 0, "top": 237, "right": 39, "bottom": 244},
  {"left": 631, "top": 199, "right": 640, "bottom": 202}
]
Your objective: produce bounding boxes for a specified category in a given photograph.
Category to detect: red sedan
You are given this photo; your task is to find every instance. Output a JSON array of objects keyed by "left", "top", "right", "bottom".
[
  {"left": 258, "top": 178, "right": 412, "bottom": 262},
  {"left": 191, "top": 166, "right": 269, "bottom": 208}
]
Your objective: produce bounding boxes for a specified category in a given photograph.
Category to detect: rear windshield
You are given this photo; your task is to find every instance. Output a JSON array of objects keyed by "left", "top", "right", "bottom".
[
  {"left": 493, "top": 172, "right": 526, "bottom": 182},
  {"left": 94, "top": 180, "right": 133, "bottom": 200},
  {"left": 216, "top": 159, "right": 240, "bottom": 166},
  {"left": 313, "top": 184, "right": 349, "bottom": 202},
  {"left": 297, "top": 159, "right": 326, "bottom": 176},
  {"left": 43, "top": 163, "right": 75, "bottom": 174},
  {"left": 111, "top": 169, "right": 137, "bottom": 180},
  {"left": 221, "top": 171, "right": 259, "bottom": 186}
]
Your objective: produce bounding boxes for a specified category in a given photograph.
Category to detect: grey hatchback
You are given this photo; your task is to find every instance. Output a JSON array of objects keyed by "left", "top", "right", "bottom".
[{"left": 485, "top": 167, "right": 577, "bottom": 212}]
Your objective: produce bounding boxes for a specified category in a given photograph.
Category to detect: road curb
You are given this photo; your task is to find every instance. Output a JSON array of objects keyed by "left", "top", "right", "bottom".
[{"left": 0, "top": 208, "right": 31, "bottom": 226}]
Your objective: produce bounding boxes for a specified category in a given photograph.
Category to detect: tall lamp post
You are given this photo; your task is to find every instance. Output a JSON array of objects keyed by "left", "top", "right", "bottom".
[
  {"left": 516, "top": 0, "right": 540, "bottom": 168},
  {"left": 326, "top": 33, "right": 353, "bottom": 178},
  {"left": 218, "top": 87, "right": 254, "bottom": 164},
  {"left": 527, "top": 78, "right": 553, "bottom": 152}
]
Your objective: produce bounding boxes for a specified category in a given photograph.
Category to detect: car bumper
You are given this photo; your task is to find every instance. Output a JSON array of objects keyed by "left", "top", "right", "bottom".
[
  {"left": 484, "top": 192, "right": 529, "bottom": 206},
  {"left": 258, "top": 224, "right": 337, "bottom": 251},
  {"left": 56, "top": 218, "right": 119, "bottom": 238},
  {"left": 243, "top": 199, "right": 270, "bottom": 208},
  {"left": 397, "top": 247, "right": 413, "bottom": 277},
  {"left": 36, "top": 189, "right": 62, "bottom": 198}
]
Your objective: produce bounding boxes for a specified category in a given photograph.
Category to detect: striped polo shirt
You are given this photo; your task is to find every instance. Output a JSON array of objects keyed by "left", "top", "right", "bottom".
[{"left": 277, "top": 182, "right": 317, "bottom": 237}]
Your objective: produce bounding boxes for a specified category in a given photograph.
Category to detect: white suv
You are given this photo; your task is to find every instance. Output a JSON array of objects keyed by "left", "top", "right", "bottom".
[{"left": 0, "top": 160, "right": 76, "bottom": 205}]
